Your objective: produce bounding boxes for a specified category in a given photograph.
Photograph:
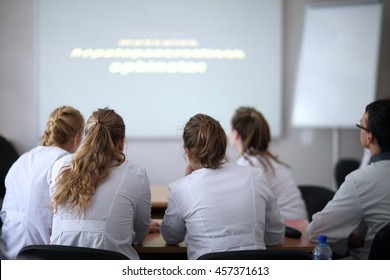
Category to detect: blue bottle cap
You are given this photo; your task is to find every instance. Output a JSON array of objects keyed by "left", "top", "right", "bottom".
[{"left": 318, "top": 234, "right": 327, "bottom": 244}]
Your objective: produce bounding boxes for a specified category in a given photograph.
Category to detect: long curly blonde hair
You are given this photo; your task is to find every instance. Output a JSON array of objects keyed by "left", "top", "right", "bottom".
[{"left": 51, "top": 108, "right": 125, "bottom": 217}]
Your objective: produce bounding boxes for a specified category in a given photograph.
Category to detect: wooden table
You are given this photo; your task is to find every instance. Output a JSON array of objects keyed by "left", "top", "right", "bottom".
[{"left": 134, "top": 219, "right": 315, "bottom": 260}]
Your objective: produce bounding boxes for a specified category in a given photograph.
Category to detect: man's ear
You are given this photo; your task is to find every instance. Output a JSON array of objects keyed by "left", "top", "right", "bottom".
[
  {"left": 368, "top": 133, "right": 380, "bottom": 150},
  {"left": 366, "top": 130, "right": 376, "bottom": 144}
]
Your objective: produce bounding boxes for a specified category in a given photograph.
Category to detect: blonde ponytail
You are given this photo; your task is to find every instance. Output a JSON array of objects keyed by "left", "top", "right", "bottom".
[{"left": 51, "top": 108, "right": 125, "bottom": 217}]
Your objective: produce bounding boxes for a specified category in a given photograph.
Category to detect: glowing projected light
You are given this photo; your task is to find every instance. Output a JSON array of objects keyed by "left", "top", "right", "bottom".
[{"left": 38, "top": 0, "right": 282, "bottom": 138}]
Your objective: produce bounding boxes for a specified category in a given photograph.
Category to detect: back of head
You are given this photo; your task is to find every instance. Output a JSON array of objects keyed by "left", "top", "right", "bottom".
[
  {"left": 231, "top": 106, "right": 271, "bottom": 154},
  {"left": 366, "top": 99, "right": 390, "bottom": 152},
  {"left": 42, "top": 106, "right": 84, "bottom": 147},
  {"left": 83, "top": 107, "right": 126, "bottom": 155},
  {"left": 52, "top": 108, "right": 125, "bottom": 217},
  {"left": 183, "top": 114, "right": 227, "bottom": 169}
]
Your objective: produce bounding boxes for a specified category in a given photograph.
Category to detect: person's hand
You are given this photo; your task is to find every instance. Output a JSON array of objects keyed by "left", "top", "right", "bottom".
[
  {"left": 149, "top": 220, "right": 160, "bottom": 233},
  {"left": 348, "top": 231, "right": 365, "bottom": 248}
]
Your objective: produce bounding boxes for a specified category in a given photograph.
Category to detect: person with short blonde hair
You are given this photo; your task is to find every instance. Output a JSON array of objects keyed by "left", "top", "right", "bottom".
[
  {"left": 0, "top": 106, "right": 84, "bottom": 259},
  {"left": 50, "top": 108, "right": 151, "bottom": 260},
  {"left": 161, "top": 113, "right": 284, "bottom": 260}
]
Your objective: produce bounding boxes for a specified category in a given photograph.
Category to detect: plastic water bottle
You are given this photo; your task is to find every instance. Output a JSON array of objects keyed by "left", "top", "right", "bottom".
[{"left": 313, "top": 234, "right": 332, "bottom": 260}]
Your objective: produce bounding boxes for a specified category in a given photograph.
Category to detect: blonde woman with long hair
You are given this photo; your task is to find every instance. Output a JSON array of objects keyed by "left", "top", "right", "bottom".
[
  {"left": 0, "top": 106, "right": 84, "bottom": 259},
  {"left": 161, "top": 114, "right": 284, "bottom": 260},
  {"left": 50, "top": 108, "right": 151, "bottom": 260}
]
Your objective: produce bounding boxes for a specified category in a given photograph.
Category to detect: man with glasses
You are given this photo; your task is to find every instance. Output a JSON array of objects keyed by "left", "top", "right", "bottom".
[{"left": 307, "top": 99, "right": 390, "bottom": 259}]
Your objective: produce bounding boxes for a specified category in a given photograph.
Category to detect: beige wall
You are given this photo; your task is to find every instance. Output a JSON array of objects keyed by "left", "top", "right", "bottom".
[{"left": 1, "top": 0, "right": 389, "bottom": 188}]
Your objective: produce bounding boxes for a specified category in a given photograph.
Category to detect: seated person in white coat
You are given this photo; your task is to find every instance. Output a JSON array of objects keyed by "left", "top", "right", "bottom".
[
  {"left": 0, "top": 106, "right": 84, "bottom": 259},
  {"left": 160, "top": 113, "right": 285, "bottom": 260},
  {"left": 0, "top": 134, "right": 19, "bottom": 208},
  {"left": 230, "top": 107, "right": 308, "bottom": 222},
  {"left": 50, "top": 108, "right": 151, "bottom": 260},
  {"left": 307, "top": 99, "right": 390, "bottom": 259}
]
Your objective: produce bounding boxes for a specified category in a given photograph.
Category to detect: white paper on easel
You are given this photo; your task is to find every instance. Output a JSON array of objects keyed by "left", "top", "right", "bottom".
[{"left": 292, "top": 1, "right": 383, "bottom": 128}]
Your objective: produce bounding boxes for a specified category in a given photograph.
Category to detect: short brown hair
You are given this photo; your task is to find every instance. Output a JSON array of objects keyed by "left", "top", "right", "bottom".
[{"left": 183, "top": 114, "right": 227, "bottom": 169}]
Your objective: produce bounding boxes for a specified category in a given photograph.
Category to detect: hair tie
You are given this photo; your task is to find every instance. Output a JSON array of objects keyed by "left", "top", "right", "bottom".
[{"left": 96, "top": 120, "right": 104, "bottom": 126}]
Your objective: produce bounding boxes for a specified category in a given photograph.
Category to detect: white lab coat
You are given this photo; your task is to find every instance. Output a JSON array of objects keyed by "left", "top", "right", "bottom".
[
  {"left": 0, "top": 146, "right": 69, "bottom": 259},
  {"left": 49, "top": 155, "right": 151, "bottom": 260},
  {"left": 307, "top": 159, "right": 390, "bottom": 259},
  {"left": 236, "top": 154, "right": 308, "bottom": 220},
  {"left": 160, "top": 163, "right": 285, "bottom": 260}
]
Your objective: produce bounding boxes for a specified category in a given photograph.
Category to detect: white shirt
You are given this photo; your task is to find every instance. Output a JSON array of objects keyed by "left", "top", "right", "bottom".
[
  {"left": 49, "top": 155, "right": 151, "bottom": 260},
  {"left": 236, "top": 154, "right": 308, "bottom": 220},
  {"left": 160, "top": 163, "right": 285, "bottom": 260},
  {"left": 0, "top": 146, "right": 69, "bottom": 259},
  {"left": 307, "top": 159, "right": 390, "bottom": 259}
]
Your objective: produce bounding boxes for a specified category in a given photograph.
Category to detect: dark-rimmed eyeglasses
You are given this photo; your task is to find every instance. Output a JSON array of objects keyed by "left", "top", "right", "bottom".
[{"left": 356, "top": 120, "right": 372, "bottom": 134}]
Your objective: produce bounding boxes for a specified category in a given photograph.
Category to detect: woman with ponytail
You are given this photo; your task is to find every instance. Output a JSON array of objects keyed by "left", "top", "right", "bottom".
[
  {"left": 50, "top": 108, "right": 151, "bottom": 260},
  {"left": 160, "top": 114, "right": 284, "bottom": 260},
  {"left": 230, "top": 106, "right": 308, "bottom": 221},
  {"left": 0, "top": 106, "right": 84, "bottom": 259}
]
